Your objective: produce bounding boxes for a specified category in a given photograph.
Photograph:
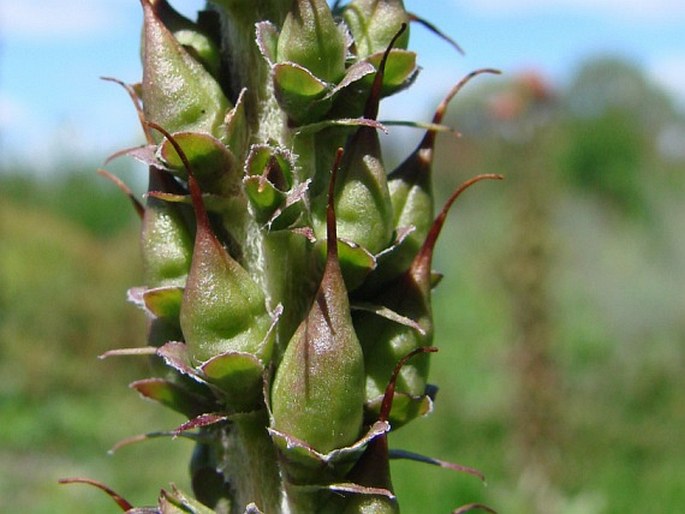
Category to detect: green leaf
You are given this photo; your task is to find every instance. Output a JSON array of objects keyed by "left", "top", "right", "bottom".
[
  {"left": 143, "top": 286, "right": 184, "bottom": 320},
  {"left": 130, "top": 378, "right": 213, "bottom": 418},
  {"left": 362, "top": 50, "right": 418, "bottom": 96},
  {"left": 157, "top": 132, "right": 239, "bottom": 197},
  {"left": 273, "top": 62, "right": 332, "bottom": 124},
  {"left": 201, "top": 352, "right": 264, "bottom": 411}
]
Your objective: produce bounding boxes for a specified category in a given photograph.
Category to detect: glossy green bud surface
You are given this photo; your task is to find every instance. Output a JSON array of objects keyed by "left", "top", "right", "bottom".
[
  {"left": 277, "top": 0, "right": 347, "bottom": 83},
  {"left": 178, "top": 157, "right": 273, "bottom": 364},
  {"left": 343, "top": 0, "right": 409, "bottom": 58},
  {"left": 271, "top": 156, "right": 365, "bottom": 454},
  {"left": 141, "top": 0, "right": 230, "bottom": 138},
  {"left": 141, "top": 167, "right": 194, "bottom": 287}
]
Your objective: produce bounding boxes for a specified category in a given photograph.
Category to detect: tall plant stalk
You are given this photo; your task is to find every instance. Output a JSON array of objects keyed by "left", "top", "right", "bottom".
[{"left": 62, "top": 1, "right": 501, "bottom": 512}]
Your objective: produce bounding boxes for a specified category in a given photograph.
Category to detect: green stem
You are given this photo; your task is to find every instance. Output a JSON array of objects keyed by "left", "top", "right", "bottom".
[
  {"left": 220, "top": 410, "right": 282, "bottom": 513},
  {"left": 210, "top": 0, "right": 290, "bottom": 141}
]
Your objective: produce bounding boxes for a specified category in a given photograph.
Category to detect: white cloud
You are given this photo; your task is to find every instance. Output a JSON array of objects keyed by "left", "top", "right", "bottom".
[
  {"left": 0, "top": 0, "right": 126, "bottom": 39},
  {"left": 458, "top": 0, "right": 685, "bottom": 21},
  {"left": 649, "top": 55, "right": 685, "bottom": 108},
  {"left": 0, "top": 93, "right": 29, "bottom": 128},
  {"left": 0, "top": 92, "right": 51, "bottom": 170}
]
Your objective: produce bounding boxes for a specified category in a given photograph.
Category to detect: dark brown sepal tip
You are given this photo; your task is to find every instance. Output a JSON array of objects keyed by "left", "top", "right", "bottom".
[
  {"left": 364, "top": 23, "right": 408, "bottom": 121},
  {"left": 411, "top": 174, "right": 504, "bottom": 281}
]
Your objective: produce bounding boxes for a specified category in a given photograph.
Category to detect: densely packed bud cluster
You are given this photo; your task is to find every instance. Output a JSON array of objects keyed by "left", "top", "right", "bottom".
[{"left": 72, "top": 1, "right": 501, "bottom": 512}]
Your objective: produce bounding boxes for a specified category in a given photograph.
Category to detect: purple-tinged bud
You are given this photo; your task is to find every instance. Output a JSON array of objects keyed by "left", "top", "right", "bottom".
[
  {"left": 141, "top": 0, "right": 230, "bottom": 139},
  {"left": 270, "top": 149, "right": 365, "bottom": 454},
  {"left": 145, "top": 127, "right": 274, "bottom": 365}
]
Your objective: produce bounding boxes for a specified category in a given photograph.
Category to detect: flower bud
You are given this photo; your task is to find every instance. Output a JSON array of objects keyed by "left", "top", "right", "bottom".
[
  {"left": 141, "top": 0, "right": 230, "bottom": 139},
  {"left": 160, "top": 129, "right": 274, "bottom": 365},
  {"left": 324, "top": 123, "right": 393, "bottom": 256},
  {"left": 180, "top": 201, "right": 274, "bottom": 364},
  {"left": 276, "top": 0, "right": 347, "bottom": 84},
  {"left": 270, "top": 150, "right": 365, "bottom": 454},
  {"left": 141, "top": 167, "right": 194, "bottom": 288},
  {"left": 343, "top": 0, "right": 409, "bottom": 59},
  {"left": 357, "top": 175, "right": 502, "bottom": 420}
]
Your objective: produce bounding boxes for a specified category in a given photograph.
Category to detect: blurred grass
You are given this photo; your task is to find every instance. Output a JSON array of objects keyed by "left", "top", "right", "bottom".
[
  {"left": 384, "top": 125, "right": 685, "bottom": 511},
  {"left": 0, "top": 177, "right": 193, "bottom": 512},
  {"left": 4, "top": 167, "right": 682, "bottom": 513},
  {"left": 2, "top": 67, "right": 685, "bottom": 511}
]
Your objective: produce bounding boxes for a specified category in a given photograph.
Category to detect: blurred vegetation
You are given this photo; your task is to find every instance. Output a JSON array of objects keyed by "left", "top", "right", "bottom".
[{"left": 2, "top": 55, "right": 684, "bottom": 513}]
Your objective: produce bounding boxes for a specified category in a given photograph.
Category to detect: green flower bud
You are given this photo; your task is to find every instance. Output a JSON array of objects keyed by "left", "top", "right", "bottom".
[
  {"left": 149, "top": 0, "right": 221, "bottom": 77},
  {"left": 141, "top": 167, "right": 194, "bottom": 288},
  {"left": 356, "top": 269, "right": 432, "bottom": 404},
  {"left": 325, "top": 123, "right": 393, "bottom": 256},
  {"left": 271, "top": 150, "right": 365, "bottom": 454},
  {"left": 141, "top": 0, "right": 230, "bottom": 138},
  {"left": 357, "top": 175, "right": 502, "bottom": 418},
  {"left": 343, "top": 0, "right": 409, "bottom": 59},
  {"left": 369, "top": 70, "right": 501, "bottom": 293},
  {"left": 159, "top": 129, "right": 274, "bottom": 365},
  {"left": 313, "top": 27, "right": 406, "bottom": 258},
  {"left": 180, "top": 196, "right": 274, "bottom": 364},
  {"left": 276, "top": 0, "right": 347, "bottom": 83},
  {"left": 386, "top": 129, "right": 436, "bottom": 271}
]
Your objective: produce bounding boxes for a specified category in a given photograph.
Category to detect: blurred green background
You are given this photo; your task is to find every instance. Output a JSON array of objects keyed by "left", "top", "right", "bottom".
[{"left": 1, "top": 56, "right": 684, "bottom": 513}]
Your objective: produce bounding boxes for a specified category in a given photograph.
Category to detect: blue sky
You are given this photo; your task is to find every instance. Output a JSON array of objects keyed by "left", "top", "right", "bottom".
[{"left": 1, "top": 0, "right": 684, "bottom": 172}]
